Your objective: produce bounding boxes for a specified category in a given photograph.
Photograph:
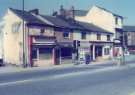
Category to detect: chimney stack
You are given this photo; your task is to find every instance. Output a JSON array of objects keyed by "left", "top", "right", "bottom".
[{"left": 59, "top": 5, "right": 66, "bottom": 17}]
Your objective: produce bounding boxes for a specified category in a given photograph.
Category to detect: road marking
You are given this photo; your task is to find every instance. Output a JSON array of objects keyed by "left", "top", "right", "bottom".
[{"left": 0, "top": 66, "right": 130, "bottom": 87}]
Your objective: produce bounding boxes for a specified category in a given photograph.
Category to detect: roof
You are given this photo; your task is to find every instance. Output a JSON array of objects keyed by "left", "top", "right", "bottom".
[
  {"left": 123, "top": 26, "right": 135, "bottom": 32},
  {"left": 40, "top": 15, "right": 84, "bottom": 30},
  {"left": 74, "top": 10, "right": 88, "bottom": 16},
  {"left": 95, "top": 5, "right": 123, "bottom": 18},
  {"left": 9, "top": 8, "right": 114, "bottom": 35},
  {"left": 40, "top": 15, "right": 71, "bottom": 28},
  {"left": 77, "top": 21, "right": 113, "bottom": 34},
  {"left": 9, "top": 8, "right": 45, "bottom": 25}
]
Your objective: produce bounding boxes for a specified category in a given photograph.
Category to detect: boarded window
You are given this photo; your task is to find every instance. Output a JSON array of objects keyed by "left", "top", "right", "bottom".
[{"left": 39, "top": 48, "right": 52, "bottom": 59}]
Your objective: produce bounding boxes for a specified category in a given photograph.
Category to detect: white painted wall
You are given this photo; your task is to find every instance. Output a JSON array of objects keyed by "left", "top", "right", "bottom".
[
  {"left": 29, "top": 27, "right": 54, "bottom": 36},
  {"left": 0, "top": 21, "right": 5, "bottom": 59},
  {"left": 2, "top": 8, "right": 56, "bottom": 65},
  {"left": 3, "top": 9, "right": 24, "bottom": 65},
  {"left": 102, "top": 45, "right": 112, "bottom": 59},
  {"left": 73, "top": 31, "right": 113, "bottom": 42},
  {"left": 75, "top": 6, "right": 123, "bottom": 40}
]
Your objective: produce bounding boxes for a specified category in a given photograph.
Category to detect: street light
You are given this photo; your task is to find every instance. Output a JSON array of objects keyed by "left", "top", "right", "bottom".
[
  {"left": 22, "top": 0, "right": 26, "bottom": 68},
  {"left": 122, "top": 30, "right": 126, "bottom": 65}
]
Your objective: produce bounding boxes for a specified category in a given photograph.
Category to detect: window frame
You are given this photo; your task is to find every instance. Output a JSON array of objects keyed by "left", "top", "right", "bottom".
[
  {"left": 81, "top": 32, "right": 86, "bottom": 40},
  {"left": 40, "top": 28, "right": 45, "bottom": 34},
  {"left": 63, "top": 32, "right": 70, "bottom": 39},
  {"left": 104, "top": 48, "right": 110, "bottom": 55},
  {"left": 97, "top": 34, "right": 101, "bottom": 40},
  {"left": 107, "top": 35, "right": 111, "bottom": 41},
  {"left": 115, "top": 17, "right": 119, "bottom": 25}
]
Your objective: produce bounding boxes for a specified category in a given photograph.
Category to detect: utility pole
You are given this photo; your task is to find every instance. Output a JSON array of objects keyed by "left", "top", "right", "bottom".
[
  {"left": 22, "top": 0, "right": 26, "bottom": 68},
  {"left": 122, "top": 30, "right": 125, "bottom": 65}
]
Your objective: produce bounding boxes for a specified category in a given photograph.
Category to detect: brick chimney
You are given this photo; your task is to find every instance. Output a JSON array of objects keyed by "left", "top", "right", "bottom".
[
  {"left": 59, "top": 5, "right": 66, "bottom": 17},
  {"left": 69, "top": 6, "right": 75, "bottom": 19}
]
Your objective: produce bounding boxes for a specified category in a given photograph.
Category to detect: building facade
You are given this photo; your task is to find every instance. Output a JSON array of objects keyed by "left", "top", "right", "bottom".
[
  {"left": 123, "top": 26, "right": 135, "bottom": 54},
  {"left": 2, "top": 6, "right": 119, "bottom": 67},
  {"left": 75, "top": 5, "right": 124, "bottom": 57}
]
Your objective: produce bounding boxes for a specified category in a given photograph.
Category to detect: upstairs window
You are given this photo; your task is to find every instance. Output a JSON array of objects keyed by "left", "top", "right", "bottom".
[
  {"left": 12, "top": 22, "right": 21, "bottom": 32},
  {"left": 63, "top": 32, "right": 70, "bottom": 38},
  {"left": 81, "top": 32, "right": 86, "bottom": 39},
  {"left": 40, "top": 28, "right": 45, "bottom": 34},
  {"left": 107, "top": 35, "right": 111, "bottom": 41},
  {"left": 115, "top": 17, "right": 118, "bottom": 25},
  {"left": 97, "top": 34, "right": 101, "bottom": 40}
]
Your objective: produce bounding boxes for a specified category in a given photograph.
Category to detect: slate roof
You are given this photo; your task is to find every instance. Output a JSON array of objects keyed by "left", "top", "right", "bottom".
[
  {"left": 9, "top": 8, "right": 113, "bottom": 35},
  {"left": 77, "top": 21, "right": 113, "bottom": 34},
  {"left": 40, "top": 15, "right": 71, "bottom": 28},
  {"left": 9, "top": 8, "right": 45, "bottom": 25},
  {"left": 123, "top": 26, "right": 135, "bottom": 32},
  {"left": 40, "top": 15, "right": 84, "bottom": 30},
  {"left": 74, "top": 10, "right": 88, "bottom": 16}
]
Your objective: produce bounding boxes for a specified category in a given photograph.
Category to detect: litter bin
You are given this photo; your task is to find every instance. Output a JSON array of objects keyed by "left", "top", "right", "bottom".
[{"left": 85, "top": 54, "right": 91, "bottom": 64}]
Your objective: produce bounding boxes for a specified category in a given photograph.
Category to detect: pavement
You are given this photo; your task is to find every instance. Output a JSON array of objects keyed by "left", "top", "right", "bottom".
[
  {"left": 0, "top": 54, "right": 135, "bottom": 76},
  {"left": 0, "top": 57, "right": 134, "bottom": 74}
]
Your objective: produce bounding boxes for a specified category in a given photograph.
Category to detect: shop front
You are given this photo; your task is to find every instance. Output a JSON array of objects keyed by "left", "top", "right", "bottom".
[{"left": 29, "top": 36, "right": 56, "bottom": 67}]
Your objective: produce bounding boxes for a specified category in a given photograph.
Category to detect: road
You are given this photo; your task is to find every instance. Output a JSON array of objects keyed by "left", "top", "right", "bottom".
[{"left": 0, "top": 64, "right": 135, "bottom": 95}]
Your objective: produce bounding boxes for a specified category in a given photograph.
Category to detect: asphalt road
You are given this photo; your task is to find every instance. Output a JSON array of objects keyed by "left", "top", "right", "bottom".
[{"left": 0, "top": 64, "right": 135, "bottom": 95}]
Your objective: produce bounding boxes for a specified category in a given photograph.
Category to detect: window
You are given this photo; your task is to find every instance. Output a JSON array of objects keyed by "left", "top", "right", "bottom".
[
  {"left": 39, "top": 48, "right": 52, "bottom": 59},
  {"left": 115, "top": 17, "right": 118, "bottom": 25},
  {"left": 40, "top": 29, "right": 45, "bottom": 34},
  {"left": 107, "top": 35, "right": 111, "bottom": 41},
  {"left": 32, "top": 48, "right": 37, "bottom": 59},
  {"left": 97, "top": 34, "right": 101, "bottom": 40},
  {"left": 81, "top": 32, "right": 86, "bottom": 39},
  {"left": 12, "top": 22, "right": 21, "bottom": 32},
  {"left": 104, "top": 48, "right": 110, "bottom": 55},
  {"left": 63, "top": 32, "right": 69, "bottom": 38}
]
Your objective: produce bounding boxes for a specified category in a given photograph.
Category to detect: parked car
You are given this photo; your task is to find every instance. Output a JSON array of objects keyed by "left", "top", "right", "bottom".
[{"left": 0, "top": 59, "right": 4, "bottom": 66}]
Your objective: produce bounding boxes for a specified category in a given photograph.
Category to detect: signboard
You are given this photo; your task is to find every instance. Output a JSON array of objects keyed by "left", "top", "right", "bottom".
[{"left": 80, "top": 41, "right": 90, "bottom": 47}]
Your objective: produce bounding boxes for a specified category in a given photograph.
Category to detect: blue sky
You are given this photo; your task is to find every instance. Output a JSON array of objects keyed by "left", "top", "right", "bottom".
[{"left": 0, "top": 0, "right": 134, "bottom": 25}]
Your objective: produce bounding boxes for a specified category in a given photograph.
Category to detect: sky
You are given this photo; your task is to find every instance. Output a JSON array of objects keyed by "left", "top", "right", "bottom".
[{"left": 0, "top": 0, "right": 134, "bottom": 25}]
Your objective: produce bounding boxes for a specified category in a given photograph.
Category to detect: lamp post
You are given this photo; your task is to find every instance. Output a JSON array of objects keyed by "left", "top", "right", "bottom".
[
  {"left": 22, "top": 0, "right": 26, "bottom": 68},
  {"left": 122, "top": 30, "right": 125, "bottom": 65}
]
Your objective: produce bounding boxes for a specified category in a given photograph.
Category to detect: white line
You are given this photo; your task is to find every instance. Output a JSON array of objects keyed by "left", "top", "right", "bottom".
[{"left": 0, "top": 66, "right": 128, "bottom": 87}]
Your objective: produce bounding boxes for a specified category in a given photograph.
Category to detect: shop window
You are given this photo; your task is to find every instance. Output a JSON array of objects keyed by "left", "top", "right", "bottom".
[
  {"left": 32, "top": 48, "right": 37, "bottom": 59},
  {"left": 39, "top": 48, "right": 52, "bottom": 59}
]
